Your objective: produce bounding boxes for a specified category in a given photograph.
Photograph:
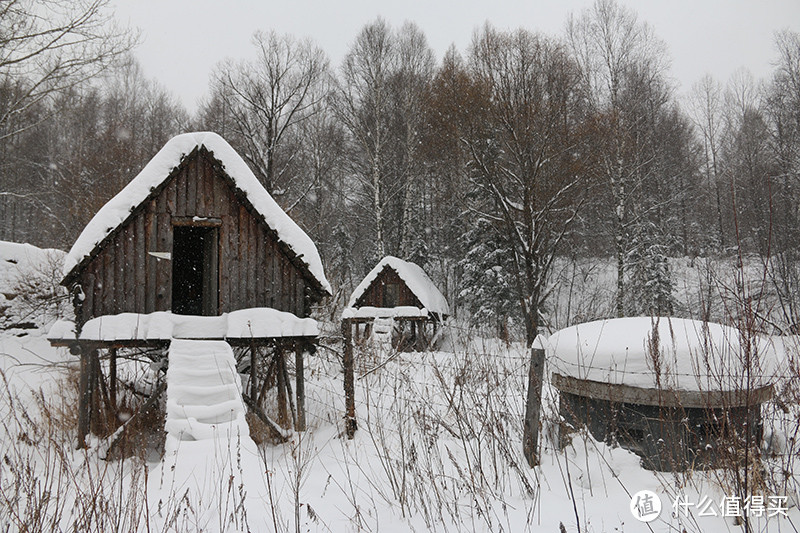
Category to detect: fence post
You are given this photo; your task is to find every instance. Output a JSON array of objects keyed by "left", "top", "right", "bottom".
[
  {"left": 523, "top": 335, "right": 547, "bottom": 467},
  {"left": 342, "top": 320, "right": 357, "bottom": 438}
]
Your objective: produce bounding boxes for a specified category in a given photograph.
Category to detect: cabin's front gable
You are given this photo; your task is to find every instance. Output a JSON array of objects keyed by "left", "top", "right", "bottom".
[
  {"left": 73, "top": 146, "right": 313, "bottom": 324},
  {"left": 354, "top": 266, "right": 422, "bottom": 309}
]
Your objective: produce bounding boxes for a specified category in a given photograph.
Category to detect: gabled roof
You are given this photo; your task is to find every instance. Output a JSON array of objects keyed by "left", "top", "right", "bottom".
[
  {"left": 62, "top": 132, "right": 331, "bottom": 294},
  {"left": 347, "top": 256, "right": 449, "bottom": 315}
]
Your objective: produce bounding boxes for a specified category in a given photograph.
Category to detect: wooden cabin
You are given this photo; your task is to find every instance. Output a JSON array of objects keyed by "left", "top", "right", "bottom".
[
  {"left": 49, "top": 131, "right": 331, "bottom": 448},
  {"left": 342, "top": 256, "right": 449, "bottom": 351}
]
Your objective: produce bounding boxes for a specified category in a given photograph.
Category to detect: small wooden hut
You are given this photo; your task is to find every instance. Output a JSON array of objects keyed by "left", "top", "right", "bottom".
[
  {"left": 48, "top": 131, "right": 331, "bottom": 447},
  {"left": 549, "top": 317, "right": 777, "bottom": 471},
  {"left": 342, "top": 256, "right": 449, "bottom": 351}
]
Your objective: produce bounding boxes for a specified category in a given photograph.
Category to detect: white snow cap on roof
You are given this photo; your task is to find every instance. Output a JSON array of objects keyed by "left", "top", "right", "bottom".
[
  {"left": 62, "top": 131, "right": 330, "bottom": 293},
  {"left": 347, "top": 256, "right": 449, "bottom": 315},
  {"left": 547, "top": 317, "right": 784, "bottom": 392}
]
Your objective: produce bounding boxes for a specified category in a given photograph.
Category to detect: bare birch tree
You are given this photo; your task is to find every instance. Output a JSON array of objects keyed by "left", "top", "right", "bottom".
[
  {"left": 333, "top": 18, "right": 396, "bottom": 259},
  {"left": 567, "top": 0, "right": 671, "bottom": 317},
  {"left": 211, "top": 31, "right": 329, "bottom": 199}
]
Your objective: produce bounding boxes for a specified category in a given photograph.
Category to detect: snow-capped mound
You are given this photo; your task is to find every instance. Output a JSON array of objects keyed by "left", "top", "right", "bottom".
[
  {"left": 547, "top": 317, "right": 784, "bottom": 392},
  {"left": 0, "top": 240, "right": 67, "bottom": 328}
]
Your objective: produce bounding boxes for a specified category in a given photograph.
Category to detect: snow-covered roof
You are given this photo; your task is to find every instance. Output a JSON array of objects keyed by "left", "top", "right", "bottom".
[
  {"left": 347, "top": 256, "right": 449, "bottom": 315},
  {"left": 547, "top": 317, "right": 784, "bottom": 392},
  {"left": 48, "top": 307, "right": 318, "bottom": 342},
  {"left": 61, "top": 131, "right": 330, "bottom": 294}
]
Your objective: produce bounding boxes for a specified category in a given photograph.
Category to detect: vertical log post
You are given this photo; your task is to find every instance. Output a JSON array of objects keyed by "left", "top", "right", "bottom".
[
  {"left": 109, "top": 348, "right": 117, "bottom": 414},
  {"left": 77, "top": 346, "right": 92, "bottom": 448},
  {"left": 89, "top": 350, "right": 101, "bottom": 434},
  {"left": 250, "top": 342, "right": 259, "bottom": 399},
  {"left": 295, "top": 343, "right": 306, "bottom": 431},
  {"left": 275, "top": 349, "right": 289, "bottom": 428},
  {"left": 342, "top": 320, "right": 357, "bottom": 439},
  {"left": 523, "top": 336, "right": 547, "bottom": 467}
]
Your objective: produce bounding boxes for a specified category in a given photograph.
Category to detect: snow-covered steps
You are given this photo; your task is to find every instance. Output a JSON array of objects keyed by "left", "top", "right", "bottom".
[
  {"left": 164, "top": 339, "right": 248, "bottom": 440},
  {"left": 371, "top": 316, "right": 394, "bottom": 351},
  {"left": 148, "top": 339, "right": 271, "bottom": 532}
]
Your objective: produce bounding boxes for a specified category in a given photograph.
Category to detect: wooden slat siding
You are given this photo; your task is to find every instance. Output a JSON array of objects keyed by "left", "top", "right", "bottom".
[
  {"left": 356, "top": 267, "right": 423, "bottom": 309},
  {"left": 166, "top": 168, "right": 177, "bottom": 215},
  {"left": 156, "top": 212, "right": 172, "bottom": 310},
  {"left": 119, "top": 227, "right": 131, "bottom": 312},
  {"left": 290, "top": 265, "right": 298, "bottom": 315},
  {"left": 186, "top": 156, "right": 197, "bottom": 216},
  {"left": 103, "top": 243, "right": 114, "bottom": 317},
  {"left": 296, "top": 276, "right": 304, "bottom": 317},
  {"left": 256, "top": 219, "right": 266, "bottom": 307},
  {"left": 145, "top": 209, "right": 157, "bottom": 313},
  {"left": 237, "top": 204, "right": 248, "bottom": 305},
  {"left": 84, "top": 271, "right": 95, "bottom": 324},
  {"left": 265, "top": 240, "right": 275, "bottom": 307},
  {"left": 282, "top": 258, "right": 290, "bottom": 312},
  {"left": 175, "top": 163, "right": 186, "bottom": 216},
  {"left": 134, "top": 215, "right": 145, "bottom": 311},
  {"left": 273, "top": 244, "right": 280, "bottom": 309},
  {"left": 248, "top": 213, "right": 258, "bottom": 306},
  {"left": 225, "top": 213, "right": 238, "bottom": 313},
  {"left": 194, "top": 151, "right": 204, "bottom": 215},
  {"left": 204, "top": 153, "right": 215, "bottom": 217}
]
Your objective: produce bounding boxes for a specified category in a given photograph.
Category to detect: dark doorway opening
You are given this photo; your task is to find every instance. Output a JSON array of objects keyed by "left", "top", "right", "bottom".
[{"left": 172, "top": 226, "right": 218, "bottom": 315}]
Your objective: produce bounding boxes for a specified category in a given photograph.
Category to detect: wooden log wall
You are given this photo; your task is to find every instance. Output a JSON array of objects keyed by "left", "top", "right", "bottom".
[
  {"left": 76, "top": 148, "right": 311, "bottom": 323},
  {"left": 354, "top": 267, "right": 422, "bottom": 309}
]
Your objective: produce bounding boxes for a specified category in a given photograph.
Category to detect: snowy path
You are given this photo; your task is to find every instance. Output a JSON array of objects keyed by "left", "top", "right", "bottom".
[{"left": 148, "top": 339, "right": 272, "bottom": 531}]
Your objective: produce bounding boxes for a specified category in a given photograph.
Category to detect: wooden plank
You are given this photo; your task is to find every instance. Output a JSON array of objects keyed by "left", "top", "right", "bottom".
[
  {"left": 134, "top": 215, "right": 146, "bottom": 312},
  {"left": 84, "top": 270, "right": 95, "bottom": 322},
  {"left": 166, "top": 170, "right": 177, "bottom": 215},
  {"left": 211, "top": 155, "right": 226, "bottom": 215},
  {"left": 156, "top": 213, "right": 171, "bottom": 311},
  {"left": 225, "top": 216, "right": 237, "bottom": 312},
  {"left": 238, "top": 205, "right": 249, "bottom": 306},
  {"left": 103, "top": 242, "right": 114, "bottom": 317},
  {"left": 175, "top": 167, "right": 186, "bottom": 217},
  {"left": 198, "top": 151, "right": 209, "bottom": 216},
  {"left": 255, "top": 223, "right": 265, "bottom": 306},
  {"left": 551, "top": 373, "right": 774, "bottom": 409},
  {"left": 271, "top": 244, "right": 280, "bottom": 309},
  {"left": 120, "top": 227, "right": 132, "bottom": 312},
  {"left": 145, "top": 212, "right": 157, "bottom": 314},
  {"left": 186, "top": 157, "right": 197, "bottom": 216},
  {"left": 249, "top": 213, "right": 258, "bottom": 306}
]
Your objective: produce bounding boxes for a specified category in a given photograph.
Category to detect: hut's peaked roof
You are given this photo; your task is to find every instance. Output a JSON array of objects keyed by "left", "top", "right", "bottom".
[
  {"left": 62, "top": 131, "right": 331, "bottom": 294},
  {"left": 547, "top": 317, "right": 784, "bottom": 392},
  {"left": 348, "top": 256, "right": 449, "bottom": 315}
]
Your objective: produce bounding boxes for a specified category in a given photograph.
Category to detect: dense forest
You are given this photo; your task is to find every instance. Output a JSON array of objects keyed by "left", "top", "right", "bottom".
[{"left": 1, "top": 0, "right": 798, "bottom": 342}]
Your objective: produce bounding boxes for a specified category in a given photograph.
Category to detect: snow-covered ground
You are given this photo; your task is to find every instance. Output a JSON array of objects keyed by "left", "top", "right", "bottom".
[
  {"left": 1, "top": 325, "right": 798, "bottom": 532},
  {"left": 1, "top": 243, "right": 799, "bottom": 531}
]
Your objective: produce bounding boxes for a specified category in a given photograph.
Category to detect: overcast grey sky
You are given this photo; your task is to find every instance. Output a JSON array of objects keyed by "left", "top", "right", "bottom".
[{"left": 110, "top": 0, "right": 800, "bottom": 113}]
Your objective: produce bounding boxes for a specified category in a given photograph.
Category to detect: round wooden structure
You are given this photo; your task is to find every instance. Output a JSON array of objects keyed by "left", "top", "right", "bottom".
[{"left": 549, "top": 317, "right": 778, "bottom": 471}]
